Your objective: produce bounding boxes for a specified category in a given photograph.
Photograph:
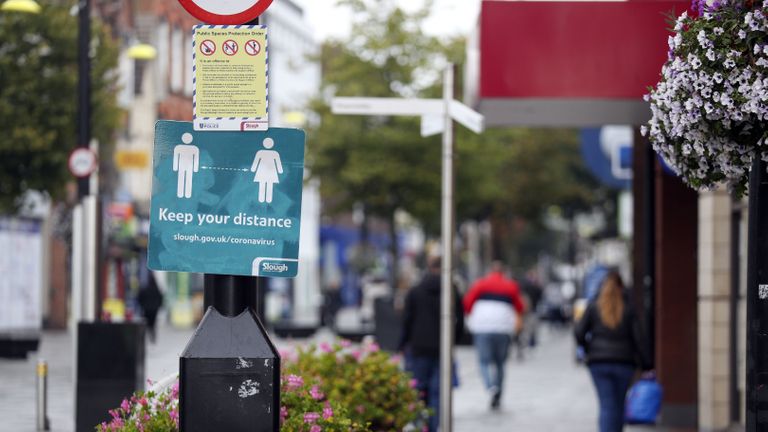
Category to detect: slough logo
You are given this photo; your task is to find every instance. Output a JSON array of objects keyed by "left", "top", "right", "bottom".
[{"left": 262, "top": 262, "right": 288, "bottom": 273}]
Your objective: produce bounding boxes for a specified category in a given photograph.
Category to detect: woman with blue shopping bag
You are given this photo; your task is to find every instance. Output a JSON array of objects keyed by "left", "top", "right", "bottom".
[{"left": 574, "top": 272, "right": 653, "bottom": 432}]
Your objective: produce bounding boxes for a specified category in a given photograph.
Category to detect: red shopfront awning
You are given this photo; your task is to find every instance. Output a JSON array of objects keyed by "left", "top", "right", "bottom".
[{"left": 468, "top": 0, "right": 689, "bottom": 126}]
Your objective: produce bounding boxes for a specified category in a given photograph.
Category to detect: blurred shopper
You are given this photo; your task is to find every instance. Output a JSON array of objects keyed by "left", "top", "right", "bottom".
[
  {"left": 574, "top": 272, "right": 651, "bottom": 432},
  {"left": 138, "top": 271, "right": 164, "bottom": 343},
  {"left": 463, "top": 261, "right": 526, "bottom": 410},
  {"left": 399, "top": 257, "right": 464, "bottom": 432},
  {"left": 517, "top": 269, "right": 544, "bottom": 354}
]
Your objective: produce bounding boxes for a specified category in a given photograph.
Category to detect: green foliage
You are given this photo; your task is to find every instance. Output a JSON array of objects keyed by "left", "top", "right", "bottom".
[
  {"left": 309, "top": 0, "right": 448, "bottom": 225},
  {"left": 0, "top": 1, "right": 121, "bottom": 211},
  {"left": 309, "top": 1, "right": 599, "bottom": 232},
  {"left": 280, "top": 373, "right": 368, "bottom": 431},
  {"left": 97, "top": 381, "right": 179, "bottom": 432},
  {"left": 282, "top": 340, "right": 428, "bottom": 431}
]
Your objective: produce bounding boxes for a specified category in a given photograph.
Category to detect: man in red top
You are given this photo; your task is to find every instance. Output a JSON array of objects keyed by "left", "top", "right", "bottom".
[{"left": 464, "top": 261, "right": 526, "bottom": 410}]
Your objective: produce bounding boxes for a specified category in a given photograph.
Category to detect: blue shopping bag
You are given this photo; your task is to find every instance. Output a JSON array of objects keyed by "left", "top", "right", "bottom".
[{"left": 625, "top": 374, "right": 663, "bottom": 424}]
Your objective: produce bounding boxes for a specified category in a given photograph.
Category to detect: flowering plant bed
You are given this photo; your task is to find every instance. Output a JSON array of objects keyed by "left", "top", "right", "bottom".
[
  {"left": 282, "top": 339, "right": 428, "bottom": 432},
  {"left": 97, "top": 339, "right": 426, "bottom": 431},
  {"left": 643, "top": 0, "right": 768, "bottom": 195}
]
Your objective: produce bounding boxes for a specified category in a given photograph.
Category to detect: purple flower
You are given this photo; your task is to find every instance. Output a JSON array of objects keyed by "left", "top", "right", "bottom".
[
  {"left": 304, "top": 412, "right": 321, "bottom": 424},
  {"left": 284, "top": 374, "right": 304, "bottom": 391},
  {"left": 120, "top": 398, "right": 130, "bottom": 413},
  {"left": 280, "top": 406, "right": 288, "bottom": 423},
  {"left": 310, "top": 426, "right": 322, "bottom": 432},
  {"left": 310, "top": 385, "right": 325, "bottom": 400},
  {"left": 323, "top": 403, "right": 334, "bottom": 420}
]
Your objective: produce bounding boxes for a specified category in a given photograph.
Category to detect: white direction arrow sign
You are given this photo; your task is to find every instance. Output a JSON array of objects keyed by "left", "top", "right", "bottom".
[{"left": 331, "top": 97, "right": 485, "bottom": 135}]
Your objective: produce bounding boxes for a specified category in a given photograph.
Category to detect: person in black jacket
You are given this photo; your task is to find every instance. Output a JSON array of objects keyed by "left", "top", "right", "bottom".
[
  {"left": 399, "top": 257, "right": 464, "bottom": 432},
  {"left": 574, "top": 271, "right": 651, "bottom": 432},
  {"left": 138, "top": 271, "right": 164, "bottom": 343}
]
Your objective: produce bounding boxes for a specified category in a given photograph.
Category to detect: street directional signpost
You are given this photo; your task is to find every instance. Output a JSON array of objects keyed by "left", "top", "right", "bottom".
[
  {"left": 331, "top": 69, "right": 484, "bottom": 432},
  {"left": 148, "top": 121, "right": 305, "bottom": 277}
]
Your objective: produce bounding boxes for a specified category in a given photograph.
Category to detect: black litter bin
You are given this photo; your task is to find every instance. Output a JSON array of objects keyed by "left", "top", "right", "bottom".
[{"left": 76, "top": 322, "right": 145, "bottom": 432}]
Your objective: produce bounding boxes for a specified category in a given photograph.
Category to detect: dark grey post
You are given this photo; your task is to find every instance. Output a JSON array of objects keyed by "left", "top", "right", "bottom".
[
  {"left": 77, "top": 0, "right": 91, "bottom": 199},
  {"left": 746, "top": 157, "right": 768, "bottom": 431}
]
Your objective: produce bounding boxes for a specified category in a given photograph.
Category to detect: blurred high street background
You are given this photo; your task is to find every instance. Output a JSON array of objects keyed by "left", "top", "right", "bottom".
[{"left": 0, "top": 0, "right": 746, "bottom": 431}]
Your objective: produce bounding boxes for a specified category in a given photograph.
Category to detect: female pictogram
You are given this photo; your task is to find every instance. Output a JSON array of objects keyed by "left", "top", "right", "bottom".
[{"left": 250, "top": 137, "right": 283, "bottom": 203}]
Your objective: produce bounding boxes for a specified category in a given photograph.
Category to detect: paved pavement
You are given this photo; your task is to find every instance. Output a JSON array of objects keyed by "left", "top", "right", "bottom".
[{"left": 0, "top": 322, "right": 661, "bottom": 432}]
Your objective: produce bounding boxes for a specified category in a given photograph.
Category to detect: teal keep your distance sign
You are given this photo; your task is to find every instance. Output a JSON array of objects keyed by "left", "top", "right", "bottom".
[{"left": 148, "top": 120, "right": 305, "bottom": 278}]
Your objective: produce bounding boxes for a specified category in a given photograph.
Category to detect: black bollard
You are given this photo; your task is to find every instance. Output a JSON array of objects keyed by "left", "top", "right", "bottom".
[{"left": 180, "top": 275, "right": 280, "bottom": 432}]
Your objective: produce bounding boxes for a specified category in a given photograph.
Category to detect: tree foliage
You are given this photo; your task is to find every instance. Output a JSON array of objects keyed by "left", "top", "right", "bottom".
[
  {"left": 309, "top": 0, "right": 603, "bottom": 262},
  {"left": 0, "top": 1, "right": 121, "bottom": 211}
]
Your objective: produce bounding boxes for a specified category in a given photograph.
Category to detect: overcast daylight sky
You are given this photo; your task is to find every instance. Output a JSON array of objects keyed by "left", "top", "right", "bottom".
[{"left": 298, "top": 0, "right": 481, "bottom": 41}]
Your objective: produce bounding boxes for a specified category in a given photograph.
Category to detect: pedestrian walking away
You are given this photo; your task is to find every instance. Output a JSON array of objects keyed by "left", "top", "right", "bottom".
[
  {"left": 574, "top": 271, "right": 652, "bottom": 432},
  {"left": 463, "top": 261, "right": 526, "bottom": 410},
  {"left": 399, "top": 256, "right": 464, "bottom": 432},
  {"left": 138, "top": 271, "right": 164, "bottom": 344}
]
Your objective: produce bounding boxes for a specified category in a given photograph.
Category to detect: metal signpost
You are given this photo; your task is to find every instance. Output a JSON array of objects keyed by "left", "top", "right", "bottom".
[
  {"left": 167, "top": 1, "right": 289, "bottom": 429},
  {"left": 331, "top": 65, "right": 484, "bottom": 432}
]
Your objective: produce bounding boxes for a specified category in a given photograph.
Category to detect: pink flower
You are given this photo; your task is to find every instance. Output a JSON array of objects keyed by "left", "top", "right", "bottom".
[
  {"left": 120, "top": 398, "right": 131, "bottom": 413},
  {"left": 322, "top": 403, "right": 334, "bottom": 420},
  {"left": 409, "top": 378, "right": 418, "bottom": 389},
  {"left": 171, "top": 381, "right": 180, "bottom": 399},
  {"left": 355, "top": 404, "right": 365, "bottom": 414},
  {"left": 351, "top": 350, "right": 362, "bottom": 361},
  {"left": 340, "top": 339, "right": 352, "bottom": 348},
  {"left": 280, "top": 406, "right": 288, "bottom": 423},
  {"left": 284, "top": 374, "right": 304, "bottom": 391},
  {"left": 319, "top": 342, "right": 333, "bottom": 353},
  {"left": 138, "top": 397, "right": 148, "bottom": 407},
  {"left": 408, "top": 402, "right": 416, "bottom": 412},
  {"left": 310, "top": 385, "right": 325, "bottom": 400},
  {"left": 367, "top": 342, "right": 380, "bottom": 353},
  {"left": 310, "top": 425, "right": 322, "bottom": 432},
  {"left": 109, "top": 409, "right": 120, "bottom": 420},
  {"left": 303, "top": 412, "right": 321, "bottom": 424}
]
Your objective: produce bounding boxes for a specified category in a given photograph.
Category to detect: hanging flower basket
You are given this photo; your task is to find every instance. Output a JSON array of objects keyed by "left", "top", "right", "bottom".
[{"left": 643, "top": 0, "right": 768, "bottom": 196}]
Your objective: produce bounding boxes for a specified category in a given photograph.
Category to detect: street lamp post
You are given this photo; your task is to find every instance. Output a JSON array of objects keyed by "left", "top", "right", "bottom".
[{"left": 77, "top": 0, "right": 90, "bottom": 199}]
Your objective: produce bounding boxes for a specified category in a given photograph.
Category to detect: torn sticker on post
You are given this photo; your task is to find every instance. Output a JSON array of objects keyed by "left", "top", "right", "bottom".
[{"left": 760, "top": 284, "right": 768, "bottom": 300}]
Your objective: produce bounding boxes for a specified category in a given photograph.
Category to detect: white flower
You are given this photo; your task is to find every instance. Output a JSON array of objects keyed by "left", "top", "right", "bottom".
[
  {"left": 739, "top": 29, "right": 748, "bottom": 39},
  {"left": 706, "top": 49, "right": 717, "bottom": 61},
  {"left": 714, "top": 27, "right": 725, "bottom": 35},
  {"left": 697, "top": 30, "right": 713, "bottom": 49}
]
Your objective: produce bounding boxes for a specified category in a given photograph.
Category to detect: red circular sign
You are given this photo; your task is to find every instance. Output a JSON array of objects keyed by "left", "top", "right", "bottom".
[
  {"left": 68, "top": 148, "right": 98, "bottom": 178},
  {"left": 222, "top": 39, "right": 239, "bottom": 56},
  {"left": 177, "top": 0, "right": 274, "bottom": 25},
  {"left": 200, "top": 39, "right": 216, "bottom": 56}
]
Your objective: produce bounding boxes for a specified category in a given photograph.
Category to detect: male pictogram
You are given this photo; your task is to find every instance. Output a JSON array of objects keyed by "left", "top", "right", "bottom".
[
  {"left": 173, "top": 133, "right": 200, "bottom": 199},
  {"left": 250, "top": 137, "right": 283, "bottom": 203},
  {"left": 222, "top": 39, "right": 238, "bottom": 56}
]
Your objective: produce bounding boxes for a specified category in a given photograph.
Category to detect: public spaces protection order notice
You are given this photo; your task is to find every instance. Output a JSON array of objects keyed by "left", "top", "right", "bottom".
[
  {"left": 193, "top": 25, "right": 268, "bottom": 132},
  {"left": 147, "top": 121, "right": 305, "bottom": 278}
]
